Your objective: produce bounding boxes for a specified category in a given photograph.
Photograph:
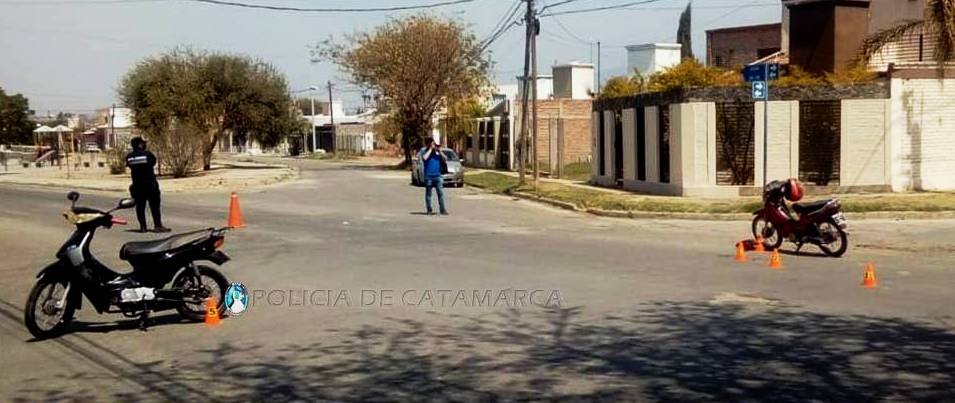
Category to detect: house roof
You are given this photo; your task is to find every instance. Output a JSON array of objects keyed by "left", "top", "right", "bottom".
[
  {"left": 706, "top": 23, "right": 782, "bottom": 36},
  {"left": 625, "top": 43, "right": 681, "bottom": 51},
  {"left": 782, "top": 0, "right": 870, "bottom": 7}
]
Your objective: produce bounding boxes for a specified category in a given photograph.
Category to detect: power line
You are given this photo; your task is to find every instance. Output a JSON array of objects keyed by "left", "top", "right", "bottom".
[
  {"left": 539, "top": 0, "right": 669, "bottom": 17},
  {"left": 482, "top": 20, "right": 522, "bottom": 51},
  {"left": 482, "top": 1, "right": 524, "bottom": 49},
  {"left": 0, "top": 0, "right": 166, "bottom": 5},
  {"left": 485, "top": 0, "right": 522, "bottom": 41},
  {"left": 537, "top": 0, "right": 585, "bottom": 14},
  {"left": 549, "top": 13, "right": 590, "bottom": 44},
  {"left": 184, "top": 0, "right": 477, "bottom": 13}
]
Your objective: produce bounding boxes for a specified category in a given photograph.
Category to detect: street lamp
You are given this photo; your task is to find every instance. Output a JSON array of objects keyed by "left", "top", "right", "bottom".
[
  {"left": 308, "top": 85, "right": 320, "bottom": 154},
  {"left": 292, "top": 85, "right": 321, "bottom": 154}
]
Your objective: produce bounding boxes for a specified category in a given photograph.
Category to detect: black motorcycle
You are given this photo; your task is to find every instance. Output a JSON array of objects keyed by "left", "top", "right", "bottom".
[{"left": 24, "top": 191, "right": 232, "bottom": 339}]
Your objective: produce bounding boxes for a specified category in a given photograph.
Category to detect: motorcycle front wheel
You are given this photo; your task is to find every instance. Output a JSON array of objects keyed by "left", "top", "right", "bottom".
[
  {"left": 174, "top": 265, "right": 228, "bottom": 322},
  {"left": 752, "top": 216, "right": 784, "bottom": 251},
  {"left": 818, "top": 219, "right": 849, "bottom": 257},
  {"left": 24, "top": 276, "right": 76, "bottom": 339}
]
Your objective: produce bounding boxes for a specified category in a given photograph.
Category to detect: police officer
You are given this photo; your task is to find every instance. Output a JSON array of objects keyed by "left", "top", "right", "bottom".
[{"left": 126, "top": 137, "right": 170, "bottom": 233}]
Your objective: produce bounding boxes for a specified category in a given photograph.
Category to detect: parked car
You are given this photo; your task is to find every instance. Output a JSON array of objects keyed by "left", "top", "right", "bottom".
[
  {"left": 411, "top": 148, "right": 465, "bottom": 187},
  {"left": 84, "top": 143, "right": 101, "bottom": 153}
]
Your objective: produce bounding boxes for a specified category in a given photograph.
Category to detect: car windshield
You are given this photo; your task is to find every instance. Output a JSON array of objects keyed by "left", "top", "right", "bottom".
[{"left": 441, "top": 150, "right": 459, "bottom": 161}]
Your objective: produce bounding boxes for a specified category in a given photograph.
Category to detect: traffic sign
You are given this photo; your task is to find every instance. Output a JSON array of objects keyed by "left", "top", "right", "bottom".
[
  {"left": 742, "top": 63, "right": 779, "bottom": 82},
  {"left": 752, "top": 81, "right": 767, "bottom": 100}
]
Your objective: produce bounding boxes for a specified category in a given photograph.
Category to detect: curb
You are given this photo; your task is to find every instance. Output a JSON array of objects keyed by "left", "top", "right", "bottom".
[
  {"left": 468, "top": 182, "right": 955, "bottom": 221},
  {"left": 0, "top": 168, "right": 296, "bottom": 193}
]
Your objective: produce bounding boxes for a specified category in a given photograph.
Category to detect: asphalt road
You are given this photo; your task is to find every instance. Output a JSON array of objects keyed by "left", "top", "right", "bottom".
[{"left": 1, "top": 160, "right": 954, "bottom": 402}]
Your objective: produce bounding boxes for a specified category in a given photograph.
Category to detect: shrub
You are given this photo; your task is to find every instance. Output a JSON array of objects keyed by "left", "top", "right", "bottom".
[
  {"left": 105, "top": 146, "right": 128, "bottom": 175},
  {"left": 646, "top": 59, "right": 741, "bottom": 92},
  {"left": 151, "top": 121, "right": 205, "bottom": 178},
  {"left": 774, "top": 66, "right": 825, "bottom": 87},
  {"left": 825, "top": 64, "right": 878, "bottom": 85}
]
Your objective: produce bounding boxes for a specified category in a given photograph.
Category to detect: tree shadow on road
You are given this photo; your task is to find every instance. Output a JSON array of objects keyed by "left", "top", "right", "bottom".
[{"left": 14, "top": 301, "right": 955, "bottom": 402}]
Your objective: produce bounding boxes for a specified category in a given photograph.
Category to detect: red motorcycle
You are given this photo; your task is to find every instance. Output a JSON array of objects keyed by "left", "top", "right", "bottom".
[{"left": 752, "top": 179, "right": 849, "bottom": 257}]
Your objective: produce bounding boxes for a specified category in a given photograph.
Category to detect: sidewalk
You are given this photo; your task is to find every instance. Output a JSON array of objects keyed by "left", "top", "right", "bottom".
[
  {"left": 464, "top": 169, "right": 955, "bottom": 220},
  {"left": 0, "top": 158, "right": 295, "bottom": 193}
]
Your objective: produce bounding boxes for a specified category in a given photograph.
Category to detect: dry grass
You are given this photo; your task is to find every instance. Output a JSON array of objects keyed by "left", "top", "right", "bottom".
[{"left": 466, "top": 172, "right": 955, "bottom": 214}]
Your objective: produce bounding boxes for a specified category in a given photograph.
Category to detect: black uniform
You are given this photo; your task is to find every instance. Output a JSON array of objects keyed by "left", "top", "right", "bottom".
[{"left": 125, "top": 149, "right": 164, "bottom": 230}]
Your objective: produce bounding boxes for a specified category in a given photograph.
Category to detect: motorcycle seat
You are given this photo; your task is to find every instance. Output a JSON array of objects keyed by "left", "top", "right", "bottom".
[
  {"left": 792, "top": 199, "right": 831, "bottom": 215},
  {"left": 120, "top": 229, "right": 211, "bottom": 260}
]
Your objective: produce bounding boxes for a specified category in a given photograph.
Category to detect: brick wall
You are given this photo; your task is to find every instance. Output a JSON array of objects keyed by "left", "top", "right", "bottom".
[
  {"left": 524, "top": 99, "right": 593, "bottom": 171},
  {"left": 707, "top": 23, "right": 781, "bottom": 68}
]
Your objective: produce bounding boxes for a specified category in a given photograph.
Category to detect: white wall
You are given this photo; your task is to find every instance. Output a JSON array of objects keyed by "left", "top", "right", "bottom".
[
  {"left": 891, "top": 78, "right": 955, "bottom": 191},
  {"left": 626, "top": 44, "right": 682, "bottom": 75},
  {"left": 841, "top": 99, "right": 891, "bottom": 187},
  {"left": 755, "top": 101, "right": 800, "bottom": 185}
]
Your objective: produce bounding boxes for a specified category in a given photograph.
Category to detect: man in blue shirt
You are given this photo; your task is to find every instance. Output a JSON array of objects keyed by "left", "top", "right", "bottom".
[{"left": 418, "top": 137, "right": 448, "bottom": 215}]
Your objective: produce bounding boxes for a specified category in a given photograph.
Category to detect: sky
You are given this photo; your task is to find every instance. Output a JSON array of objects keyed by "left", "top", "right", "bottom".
[{"left": 0, "top": 0, "right": 780, "bottom": 115}]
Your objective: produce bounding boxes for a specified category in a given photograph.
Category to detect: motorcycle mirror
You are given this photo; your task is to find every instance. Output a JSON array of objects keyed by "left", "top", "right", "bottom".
[
  {"left": 117, "top": 198, "right": 137, "bottom": 210},
  {"left": 67, "top": 191, "right": 80, "bottom": 202}
]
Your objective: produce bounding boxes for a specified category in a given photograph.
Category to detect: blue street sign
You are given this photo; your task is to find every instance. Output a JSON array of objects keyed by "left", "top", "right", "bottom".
[
  {"left": 742, "top": 63, "right": 779, "bottom": 82},
  {"left": 752, "top": 81, "right": 767, "bottom": 100}
]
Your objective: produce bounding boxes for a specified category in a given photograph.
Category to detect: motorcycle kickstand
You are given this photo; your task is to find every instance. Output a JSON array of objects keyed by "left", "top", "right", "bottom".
[
  {"left": 794, "top": 242, "right": 804, "bottom": 254},
  {"left": 138, "top": 304, "right": 151, "bottom": 332}
]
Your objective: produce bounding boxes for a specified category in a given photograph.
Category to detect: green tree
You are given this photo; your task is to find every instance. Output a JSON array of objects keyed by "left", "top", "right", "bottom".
[
  {"left": 859, "top": 0, "right": 955, "bottom": 70},
  {"left": 119, "top": 48, "right": 301, "bottom": 172},
  {"left": 315, "top": 15, "right": 490, "bottom": 165},
  {"left": 443, "top": 97, "right": 485, "bottom": 151},
  {"left": 0, "top": 88, "right": 35, "bottom": 145},
  {"left": 677, "top": 1, "right": 694, "bottom": 60}
]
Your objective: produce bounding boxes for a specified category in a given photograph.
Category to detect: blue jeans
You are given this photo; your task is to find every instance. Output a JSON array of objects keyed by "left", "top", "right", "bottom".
[{"left": 424, "top": 176, "right": 447, "bottom": 214}]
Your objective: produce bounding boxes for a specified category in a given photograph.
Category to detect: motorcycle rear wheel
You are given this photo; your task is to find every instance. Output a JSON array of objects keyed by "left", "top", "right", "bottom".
[
  {"left": 24, "top": 276, "right": 75, "bottom": 339},
  {"left": 752, "top": 216, "right": 783, "bottom": 251},
  {"left": 818, "top": 219, "right": 849, "bottom": 257},
  {"left": 174, "top": 265, "right": 228, "bottom": 322}
]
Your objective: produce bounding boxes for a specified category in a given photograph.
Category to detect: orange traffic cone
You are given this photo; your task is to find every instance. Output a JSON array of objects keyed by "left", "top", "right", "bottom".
[
  {"left": 861, "top": 263, "right": 878, "bottom": 288},
  {"left": 205, "top": 298, "right": 220, "bottom": 327},
  {"left": 768, "top": 248, "right": 782, "bottom": 269},
  {"left": 735, "top": 242, "right": 747, "bottom": 262},
  {"left": 227, "top": 192, "right": 245, "bottom": 228},
  {"left": 754, "top": 235, "right": 765, "bottom": 253}
]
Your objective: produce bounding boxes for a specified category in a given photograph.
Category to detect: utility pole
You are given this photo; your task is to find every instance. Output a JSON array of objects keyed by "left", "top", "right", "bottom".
[
  {"left": 518, "top": 0, "right": 534, "bottom": 185},
  {"left": 531, "top": 11, "right": 540, "bottom": 190},
  {"left": 327, "top": 81, "right": 336, "bottom": 153},
  {"left": 109, "top": 103, "right": 115, "bottom": 150},
  {"left": 310, "top": 96, "right": 316, "bottom": 154},
  {"left": 596, "top": 41, "right": 602, "bottom": 94}
]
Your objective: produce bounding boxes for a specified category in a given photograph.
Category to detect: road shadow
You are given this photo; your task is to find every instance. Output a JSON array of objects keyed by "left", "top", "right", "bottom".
[
  {"left": 338, "top": 164, "right": 403, "bottom": 171},
  {"left": 14, "top": 300, "right": 955, "bottom": 401},
  {"left": 24, "top": 314, "right": 195, "bottom": 342}
]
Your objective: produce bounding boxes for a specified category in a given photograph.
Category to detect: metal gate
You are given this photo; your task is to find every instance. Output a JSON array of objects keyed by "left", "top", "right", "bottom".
[
  {"left": 715, "top": 102, "right": 756, "bottom": 185},
  {"left": 497, "top": 117, "right": 510, "bottom": 170},
  {"left": 799, "top": 101, "right": 841, "bottom": 186}
]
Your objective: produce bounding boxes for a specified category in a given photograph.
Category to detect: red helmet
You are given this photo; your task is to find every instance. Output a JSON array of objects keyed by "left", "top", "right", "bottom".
[{"left": 786, "top": 178, "right": 804, "bottom": 201}]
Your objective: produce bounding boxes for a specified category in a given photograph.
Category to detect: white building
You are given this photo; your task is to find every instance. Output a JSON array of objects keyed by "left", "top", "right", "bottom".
[
  {"left": 516, "top": 74, "right": 554, "bottom": 101},
  {"left": 626, "top": 43, "right": 682, "bottom": 75},
  {"left": 552, "top": 62, "right": 595, "bottom": 100}
]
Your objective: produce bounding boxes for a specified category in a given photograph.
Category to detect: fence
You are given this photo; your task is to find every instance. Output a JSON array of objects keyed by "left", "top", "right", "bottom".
[{"left": 592, "top": 83, "right": 892, "bottom": 196}]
